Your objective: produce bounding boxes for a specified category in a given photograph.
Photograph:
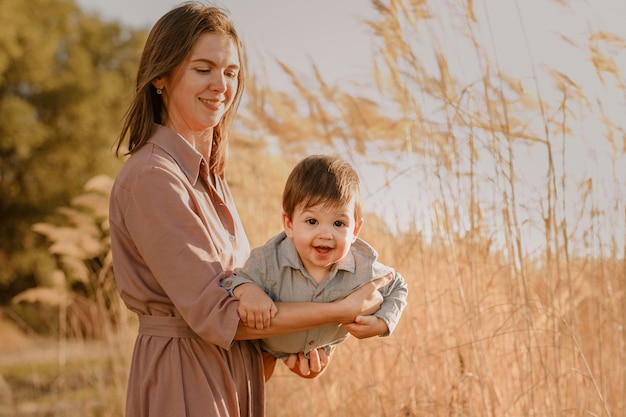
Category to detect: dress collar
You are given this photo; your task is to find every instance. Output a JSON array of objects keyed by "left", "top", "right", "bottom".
[{"left": 147, "top": 124, "right": 205, "bottom": 186}]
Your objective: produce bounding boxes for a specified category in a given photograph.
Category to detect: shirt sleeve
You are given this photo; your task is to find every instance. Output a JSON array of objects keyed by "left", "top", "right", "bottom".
[
  {"left": 373, "top": 267, "right": 409, "bottom": 336},
  {"left": 222, "top": 245, "right": 270, "bottom": 297},
  {"left": 123, "top": 165, "right": 241, "bottom": 348}
]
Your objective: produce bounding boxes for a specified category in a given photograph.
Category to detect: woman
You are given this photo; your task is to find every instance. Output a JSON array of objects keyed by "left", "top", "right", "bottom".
[{"left": 108, "top": 3, "right": 386, "bottom": 416}]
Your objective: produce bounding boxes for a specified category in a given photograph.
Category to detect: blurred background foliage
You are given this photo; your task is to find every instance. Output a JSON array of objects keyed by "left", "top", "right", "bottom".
[{"left": 0, "top": 0, "right": 143, "bottom": 305}]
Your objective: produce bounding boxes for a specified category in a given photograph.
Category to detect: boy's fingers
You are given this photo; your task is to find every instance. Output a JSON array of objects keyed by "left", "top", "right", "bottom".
[
  {"left": 239, "top": 310, "right": 247, "bottom": 326},
  {"left": 253, "top": 312, "right": 263, "bottom": 329},
  {"left": 256, "top": 314, "right": 265, "bottom": 329}
]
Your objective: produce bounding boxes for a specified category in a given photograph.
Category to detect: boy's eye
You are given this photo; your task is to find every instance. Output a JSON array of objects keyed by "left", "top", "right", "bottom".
[
  {"left": 306, "top": 219, "right": 318, "bottom": 225},
  {"left": 334, "top": 221, "right": 345, "bottom": 227}
]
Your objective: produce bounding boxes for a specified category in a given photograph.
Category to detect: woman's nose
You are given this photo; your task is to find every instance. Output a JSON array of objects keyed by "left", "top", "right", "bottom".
[{"left": 210, "top": 72, "right": 227, "bottom": 92}]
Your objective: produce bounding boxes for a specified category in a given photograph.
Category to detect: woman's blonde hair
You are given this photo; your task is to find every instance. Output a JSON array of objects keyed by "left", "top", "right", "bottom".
[{"left": 114, "top": 1, "right": 245, "bottom": 176}]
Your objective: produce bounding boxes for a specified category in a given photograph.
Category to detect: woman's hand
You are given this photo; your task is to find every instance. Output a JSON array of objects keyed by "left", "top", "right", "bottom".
[
  {"left": 338, "top": 274, "right": 391, "bottom": 323},
  {"left": 233, "top": 283, "right": 277, "bottom": 329},
  {"left": 283, "top": 347, "right": 333, "bottom": 379}
]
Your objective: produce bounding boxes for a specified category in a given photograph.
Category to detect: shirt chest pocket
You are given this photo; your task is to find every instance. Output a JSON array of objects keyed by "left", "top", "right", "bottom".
[{"left": 318, "top": 287, "right": 354, "bottom": 304}]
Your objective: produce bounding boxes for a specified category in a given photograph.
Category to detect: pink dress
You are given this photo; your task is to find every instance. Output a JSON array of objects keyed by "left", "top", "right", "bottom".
[{"left": 109, "top": 124, "right": 265, "bottom": 416}]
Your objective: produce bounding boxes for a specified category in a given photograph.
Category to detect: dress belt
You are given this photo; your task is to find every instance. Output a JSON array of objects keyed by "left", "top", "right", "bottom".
[{"left": 138, "top": 315, "right": 199, "bottom": 338}]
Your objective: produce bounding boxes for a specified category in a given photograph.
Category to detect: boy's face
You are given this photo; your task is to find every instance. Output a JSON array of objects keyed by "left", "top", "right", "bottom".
[{"left": 283, "top": 197, "right": 363, "bottom": 279}]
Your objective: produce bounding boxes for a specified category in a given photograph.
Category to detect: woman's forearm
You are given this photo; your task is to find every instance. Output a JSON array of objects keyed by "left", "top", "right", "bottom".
[
  {"left": 235, "top": 301, "right": 342, "bottom": 340},
  {"left": 234, "top": 278, "right": 387, "bottom": 340}
]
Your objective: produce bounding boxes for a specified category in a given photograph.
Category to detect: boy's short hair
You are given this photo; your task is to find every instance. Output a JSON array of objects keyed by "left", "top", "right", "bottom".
[{"left": 282, "top": 154, "right": 362, "bottom": 221}]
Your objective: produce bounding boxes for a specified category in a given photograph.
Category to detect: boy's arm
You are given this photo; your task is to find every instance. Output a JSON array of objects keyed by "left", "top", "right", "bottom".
[
  {"left": 222, "top": 247, "right": 277, "bottom": 330},
  {"left": 342, "top": 314, "right": 388, "bottom": 339},
  {"left": 374, "top": 269, "right": 409, "bottom": 336},
  {"left": 345, "top": 269, "right": 409, "bottom": 338},
  {"left": 233, "top": 283, "right": 277, "bottom": 329}
]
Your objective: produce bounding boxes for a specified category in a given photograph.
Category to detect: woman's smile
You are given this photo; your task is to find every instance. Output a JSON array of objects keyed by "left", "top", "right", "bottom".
[{"left": 199, "top": 96, "right": 222, "bottom": 111}]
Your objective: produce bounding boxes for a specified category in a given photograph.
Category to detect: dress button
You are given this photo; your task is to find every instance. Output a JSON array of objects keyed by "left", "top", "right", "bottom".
[
  {"left": 224, "top": 281, "right": 232, "bottom": 288},
  {"left": 308, "top": 340, "right": 315, "bottom": 346},
  {"left": 229, "top": 235, "right": 235, "bottom": 241}
]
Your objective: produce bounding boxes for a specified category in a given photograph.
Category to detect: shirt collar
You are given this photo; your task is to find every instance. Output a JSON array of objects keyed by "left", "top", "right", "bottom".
[
  {"left": 147, "top": 124, "right": 205, "bottom": 186},
  {"left": 276, "top": 231, "right": 358, "bottom": 275}
]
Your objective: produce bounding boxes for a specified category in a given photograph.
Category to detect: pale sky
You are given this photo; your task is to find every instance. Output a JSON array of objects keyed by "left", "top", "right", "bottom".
[
  {"left": 74, "top": 0, "right": 626, "bottom": 251},
  {"left": 73, "top": 0, "right": 626, "bottom": 99},
  {"left": 74, "top": 0, "right": 378, "bottom": 89}
]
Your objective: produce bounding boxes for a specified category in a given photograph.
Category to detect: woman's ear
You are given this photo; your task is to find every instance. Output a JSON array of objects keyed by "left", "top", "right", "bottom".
[{"left": 152, "top": 77, "right": 164, "bottom": 90}]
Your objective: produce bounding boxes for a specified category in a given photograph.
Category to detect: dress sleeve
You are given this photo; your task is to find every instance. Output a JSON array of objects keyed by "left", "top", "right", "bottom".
[{"left": 123, "top": 165, "right": 241, "bottom": 348}]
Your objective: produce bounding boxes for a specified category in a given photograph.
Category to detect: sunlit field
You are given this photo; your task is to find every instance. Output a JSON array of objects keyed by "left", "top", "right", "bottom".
[
  {"left": 1, "top": 0, "right": 625, "bottom": 416},
  {"left": 1, "top": 217, "right": 623, "bottom": 416}
]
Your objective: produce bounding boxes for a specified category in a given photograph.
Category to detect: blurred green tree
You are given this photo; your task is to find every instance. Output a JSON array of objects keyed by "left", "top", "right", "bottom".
[{"left": 0, "top": 0, "right": 145, "bottom": 303}]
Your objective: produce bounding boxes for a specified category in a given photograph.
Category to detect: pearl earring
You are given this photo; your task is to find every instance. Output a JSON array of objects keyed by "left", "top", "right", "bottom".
[{"left": 156, "top": 88, "right": 163, "bottom": 95}]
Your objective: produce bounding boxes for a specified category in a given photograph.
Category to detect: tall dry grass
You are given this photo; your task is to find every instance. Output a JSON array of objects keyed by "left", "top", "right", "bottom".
[
  {"left": 262, "top": 229, "right": 624, "bottom": 416},
  {"left": 245, "top": 1, "right": 626, "bottom": 416},
  {"left": 3, "top": 201, "right": 623, "bottom": 416}
]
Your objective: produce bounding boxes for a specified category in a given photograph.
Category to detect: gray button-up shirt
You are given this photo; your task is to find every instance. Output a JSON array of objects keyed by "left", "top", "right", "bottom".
[{"left": 222, "top": 231, "right": 408, "bottom": 358}]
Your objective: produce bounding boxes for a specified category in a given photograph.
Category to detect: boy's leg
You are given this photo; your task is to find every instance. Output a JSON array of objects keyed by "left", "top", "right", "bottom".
[{"left": 261, "top": 349, "right": 277, "bottom": 382}]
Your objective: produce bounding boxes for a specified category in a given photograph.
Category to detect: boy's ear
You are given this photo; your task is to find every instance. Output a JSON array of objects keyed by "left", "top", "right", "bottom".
[
  {"left": 282, "top": 212, "right": 294, "bottom": 237},
  {"left": 352, "top": 217, "right": 364, "bottom": 242}
]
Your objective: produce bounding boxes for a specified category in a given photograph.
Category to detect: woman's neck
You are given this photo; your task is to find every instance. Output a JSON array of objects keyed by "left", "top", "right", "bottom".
[
  {"left": 167, "top": 122, "right": 213, "bottom": 160},
  {"left": 195, "top": 137, "right": 212, "bottom": 160}
]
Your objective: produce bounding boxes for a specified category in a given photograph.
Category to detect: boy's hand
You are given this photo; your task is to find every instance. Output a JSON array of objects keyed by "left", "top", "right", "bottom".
[
  {"left": 283, "top": 347, "right": 333, "bottom": 379},
  {"left": 343, "top": 315, "right": 388, "bottom": 339},
  {"left": 233, "top": 283, "right": 277, "bottom": 329}
]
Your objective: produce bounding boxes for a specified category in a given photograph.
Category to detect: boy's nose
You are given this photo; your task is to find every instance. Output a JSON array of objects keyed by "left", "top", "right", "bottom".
[{"left": 317, "top": 225, "right": 333, "bottom": 239}]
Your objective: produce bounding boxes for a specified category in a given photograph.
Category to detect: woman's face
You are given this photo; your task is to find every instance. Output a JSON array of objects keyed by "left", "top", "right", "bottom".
[{"left": 156, "top": 33, "right": 240, "bottom": 139}]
